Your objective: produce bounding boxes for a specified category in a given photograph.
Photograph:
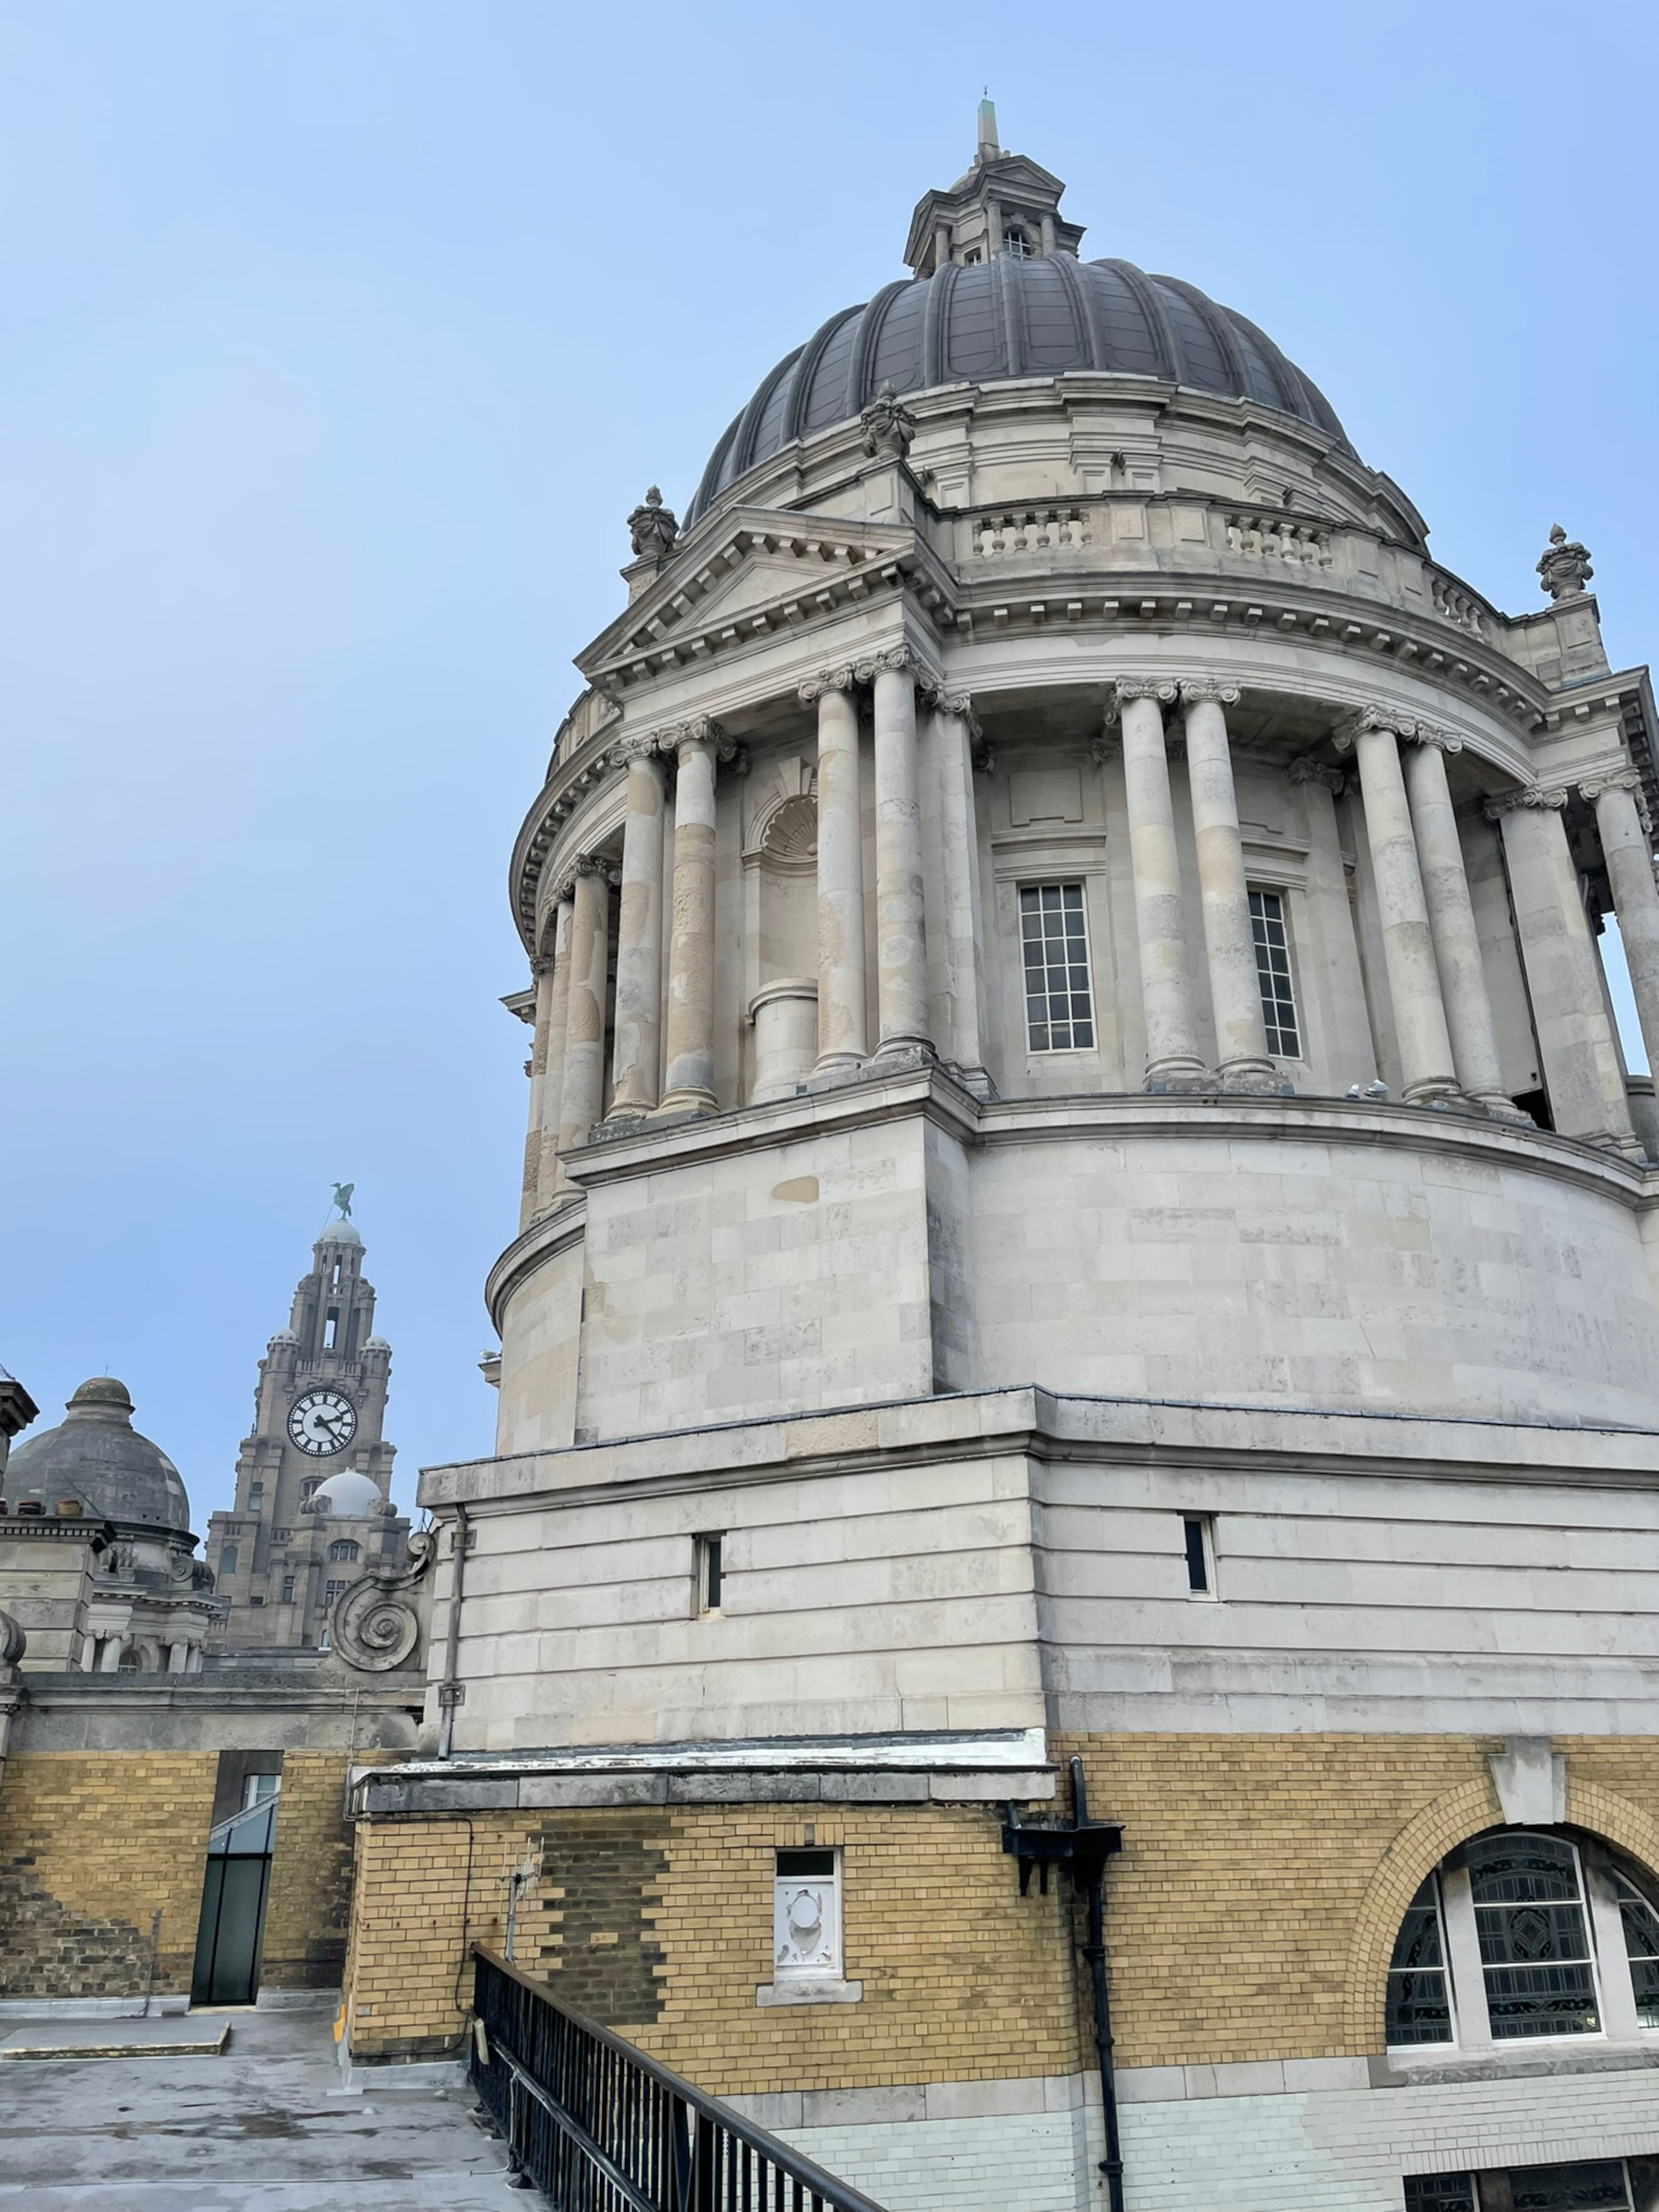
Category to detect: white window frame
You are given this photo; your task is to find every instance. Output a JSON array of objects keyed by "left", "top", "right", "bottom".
[
  {"left": 1182, "top": 1513, "right": 1218, "bottom": 1600},
  {"left": 1247, "top": 884, "right": 1303, "bottom": 1061},
  {"left": 1018, "top": 879, "right": 1098, "bottom": 1055},
  {"left": 1387, "top": 1831, "right": 1659, "bottom": 2064}
]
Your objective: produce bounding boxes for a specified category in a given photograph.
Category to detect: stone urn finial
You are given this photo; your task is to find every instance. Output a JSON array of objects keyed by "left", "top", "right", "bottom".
[
  {"left": 627, "top": 485, "right": 679, "bottom": 561},
  {"left": 1536, "top": 522, "right": 1593, "bottom": 600}
]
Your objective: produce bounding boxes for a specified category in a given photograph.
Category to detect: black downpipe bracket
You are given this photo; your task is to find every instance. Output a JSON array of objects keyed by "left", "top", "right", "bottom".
[{"left": 1002, "top": 1755, "right": 1125, "bottom": 2212}]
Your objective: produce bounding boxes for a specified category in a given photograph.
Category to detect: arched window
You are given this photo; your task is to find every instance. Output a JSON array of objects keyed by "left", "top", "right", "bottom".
[
  {"left": 1386, "top": 1829, "right": 1659, "bottom": 2055},
  {"left": 300, "top": 1479, "right": 321, "bottom": 1500},
  {"left": 218, "top": 1544, "right": 239, "bottom": 1576},
  {"left": 327, "top": 1538, "right": 359, "bottom": 1563}
]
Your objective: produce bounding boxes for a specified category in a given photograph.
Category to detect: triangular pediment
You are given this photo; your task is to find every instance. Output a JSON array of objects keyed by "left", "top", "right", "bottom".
[{"left": 576, "top": 507, "right": 926, "bottom": 690}]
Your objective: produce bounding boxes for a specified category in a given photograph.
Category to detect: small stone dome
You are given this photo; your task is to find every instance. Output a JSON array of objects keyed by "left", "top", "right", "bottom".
[
  {"left": 363, "top": 1335, "right": 391, "bottom": 1354},
  {"left": 689, "top": 253, "right": 1350, "bottom": 523},
  {"left": 6, "top": 1378, "right": 192, "bottom": 1533},
  {"left": 317, "top": 1217, "right": 363, "bottom": 1248},
  {"left": 305, "top": 1468, "right": 387, "bottom": 1518},
  {"left": 268, "top": 1329, "right": 300, "bottom": 1347}
]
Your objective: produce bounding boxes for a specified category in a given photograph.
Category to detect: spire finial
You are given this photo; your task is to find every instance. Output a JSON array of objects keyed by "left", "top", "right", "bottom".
[{"left": 976, "top": 94, "right": 1000, "bottom": 162}]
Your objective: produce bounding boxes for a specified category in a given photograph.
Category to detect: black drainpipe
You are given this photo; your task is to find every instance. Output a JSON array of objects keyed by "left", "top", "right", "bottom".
[{"left": 1002, "top": 1756, "right": 1124, "bottom": 2212}]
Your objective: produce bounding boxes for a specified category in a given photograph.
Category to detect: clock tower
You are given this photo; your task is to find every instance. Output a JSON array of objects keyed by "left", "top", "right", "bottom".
[{"left": 205, "top": 1206, "right": 410, "bottom": 1650}]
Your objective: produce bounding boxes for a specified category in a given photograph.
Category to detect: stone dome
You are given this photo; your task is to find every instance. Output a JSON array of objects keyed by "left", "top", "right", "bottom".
[
  {"left": 6, "top": 1377, "right": 192, "bottom": 1533},
  {"left": 305, "top": 1468, "right": 388, "bottom": 1518},
  {"left": 317, "top": 1217, "right": 363, "bottom": 1247},
  {"left": 689, "top": 253, "right": 1350, "bottom": 523}
]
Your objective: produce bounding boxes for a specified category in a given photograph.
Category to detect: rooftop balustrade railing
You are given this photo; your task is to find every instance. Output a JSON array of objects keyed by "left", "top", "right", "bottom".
[{"left": 469, "top": 1944, "right": 890, "bottom": 2212}]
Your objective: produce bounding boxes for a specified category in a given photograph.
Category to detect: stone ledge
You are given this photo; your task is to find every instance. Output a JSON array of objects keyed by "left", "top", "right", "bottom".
[{"left": 755, "top": 1978, "right": 863, "bottom": 2008}]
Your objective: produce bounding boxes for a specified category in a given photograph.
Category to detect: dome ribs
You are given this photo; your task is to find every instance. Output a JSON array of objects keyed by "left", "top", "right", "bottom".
[
  {"left": 992, "top": 249, "right": 1024, "bottom": 380},
  {"left": 920, "top": 260, "right": 959, "bottom": 388},
  {"left": 1096, "top": 259, "right": 1183, "bottom": 383},
  {"left": 730, "top": 348, "right": 801, "bottom": 482},
  {"left": 843, "top": 280, "right": 911, "bottom": 419},
  {"left": 1049, "top": 249, "right": 1109, "bottom": 372},
  {"left": 782, "top": 310, "right": 858, "bottom": 446},
  {"left": 1156, "top": 274, "right": 1254, "bottom": 403}
]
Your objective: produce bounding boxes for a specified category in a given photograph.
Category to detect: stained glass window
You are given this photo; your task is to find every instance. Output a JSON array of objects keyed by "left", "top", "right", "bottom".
[
  {"left": 1402, "top": 2176, "right": 1476, "bottom": 2212},
  {"left": 1465, "top": 1833, "right": 1599, "bottom": 2040},
  {"left": 1387, "top": 1875, "right": 1453, "bottom": 2045},
  {"left": 1614, "top": 1869, "right": 1659, "bottom": 2030},
  {"left": 1021, "top": 883, "right": 1094, "bottom": 1053}
]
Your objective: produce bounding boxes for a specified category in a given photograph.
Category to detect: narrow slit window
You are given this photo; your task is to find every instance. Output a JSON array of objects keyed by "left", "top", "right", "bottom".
[
  {"left": 1249, "top": 888, "right": 1300, "bottom": 1057},
  {"left": 1020, "top": 883, "right": 1094, "bottom": 1053},
  {"left": 696, "top": 1533, "right": 724, "bottom": 1616},
  {"left": 1182, "top": 1514, "right": 1215, "bottom": 1595},
  {"left": 324, "top": 1306, "right": 339, "bottom": 1350}
]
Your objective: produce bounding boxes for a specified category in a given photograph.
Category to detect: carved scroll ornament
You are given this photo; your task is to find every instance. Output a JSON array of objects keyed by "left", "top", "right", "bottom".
[{"left": 328, "top": 1528, "right": 435, "bottom": 1674}]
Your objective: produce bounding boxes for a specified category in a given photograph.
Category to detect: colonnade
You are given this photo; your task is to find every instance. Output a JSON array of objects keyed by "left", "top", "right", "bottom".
[{"left": 515, "top": 659, "right": 1659, "bottom": 1226}]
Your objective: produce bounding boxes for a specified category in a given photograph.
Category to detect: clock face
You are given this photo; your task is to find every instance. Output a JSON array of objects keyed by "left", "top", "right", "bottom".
[{"left": 287, "top": 1389, "right": 358, "bottom": 1458}]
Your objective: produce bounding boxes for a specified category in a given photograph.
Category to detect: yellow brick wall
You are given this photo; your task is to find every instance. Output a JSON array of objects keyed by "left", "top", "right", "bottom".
[
  {"left": 346, "top": 1803, "right": 1080, "bottom": 2087},
  {"left": 346, "top": 1735, "right": 1659, "bottom": 2085},
  {"left": 0, "top": 1752, "right": 218, "bottom": 1997},
  {"left": 262, "top": 1751, "right": 398, "bottom": 1990}
]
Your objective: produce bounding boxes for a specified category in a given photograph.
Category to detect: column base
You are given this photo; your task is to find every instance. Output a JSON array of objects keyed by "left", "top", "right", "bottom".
[
  {"left": 1401, "top": 1076, "right": 1462, "bottom": 1105},
  {"left": 1216, "top": 1059, "right": 1293, "bottom": 1097},
  {"left": 653, "top": 1090, "right": 719, "bottom": 1120},
  {"left": 1469, "top": 1092, "right": 1535, "bottom": 1125},
  {"left": 1144, "top": 1055, "right": 1210, "bottom": 1094},
  {"left": 869, "top": 1039, "right": 936, "bottom": 1075},
  {"left": 811, "top": 1051, "right": 867, "bottom": 1084}
]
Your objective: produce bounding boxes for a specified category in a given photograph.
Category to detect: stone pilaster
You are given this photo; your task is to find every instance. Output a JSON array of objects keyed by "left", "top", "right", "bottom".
[
  {"left": 536, "top": 893, "right": 574, "bottom": 1206},
  {"left": 1112, "top": 678, "right": 1205, "bottom": 1089},
  {"left": 660, "top": 721, "right": 725, "bottom": 1113},
  {"left": 1179, "top": 679, "right": 1280, "bottom": 1093},
  {"left": 1399, "top": 728, "right": 1519, "bottom": 1118},
  {"left": 802, "top": 669, "right": 867, "bottom": 1077},
  {"left": 861, "top": 646, "right": 933, "bottom": 1059},
  {"left": 1488, "top": 786, "right": 1640, "bottom": 1155},
  {"left": 556, "top": 856, "right": 616, "bottom": 1156},
  {"left": 1337, "top": 709, "right": 1459, "bottom": 1104},
  {"left": 922, "top": 686, "right": 990, "bottom": 1091},
  {"left": 518, "top": 953, "right": 557, "bottom": 1231},
  {"left": 1583, "top": 771, "right": 1659, "bottom": 1088},
  {"left": 610, "top": 738, "right": 668, "bottom": 1114}
]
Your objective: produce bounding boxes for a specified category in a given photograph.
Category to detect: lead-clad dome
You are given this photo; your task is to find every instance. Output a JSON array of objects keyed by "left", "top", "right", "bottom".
[
  {"left": 6, "top": 1377, "right": 192, "bottom": 1533},
  {"left": 689, "top": 253, "right": 1351, "bottom": 523}
]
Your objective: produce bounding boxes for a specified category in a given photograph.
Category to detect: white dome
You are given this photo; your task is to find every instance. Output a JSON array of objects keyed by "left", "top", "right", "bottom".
[{"left": 306, "top": 1469, "right": 385, "bottom": 1518}]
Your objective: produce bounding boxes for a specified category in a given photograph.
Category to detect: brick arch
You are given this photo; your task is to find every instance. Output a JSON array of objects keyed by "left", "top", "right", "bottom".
[
  {"left": 1342, "top": 1771, "right": 1659, "bottom": 2053},
  {"left": 1564, "top": 1778, "right": 1659, "bottom": 1888},
  {"left": 1340, "top": 1774, "right": 1500, "bottom": 2053}
]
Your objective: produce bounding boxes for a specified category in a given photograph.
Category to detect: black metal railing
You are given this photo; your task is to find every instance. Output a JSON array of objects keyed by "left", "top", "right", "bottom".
[{"left": 469, "top": 1945, "right": 889, "bottom": 2212}]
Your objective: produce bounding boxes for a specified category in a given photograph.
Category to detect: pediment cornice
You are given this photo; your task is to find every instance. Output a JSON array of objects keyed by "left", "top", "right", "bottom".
[{"left": 575, "top": 507, "right": 955, "bottom": 694}]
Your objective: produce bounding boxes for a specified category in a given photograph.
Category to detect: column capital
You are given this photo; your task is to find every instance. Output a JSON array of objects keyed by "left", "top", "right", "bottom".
[
  {"left": 853, "top": 642, "right": 927, "bottom": 685},
  {"left": 921, "top": 684, "right": 981, "bottom": 735},
  {"left": 608, "top": 731, "right": 671, "bottom": 768},
  {"left": 1104, "top": 678, "right": 1179, "bottom": 724},
  {"left": 1178, "top": 677, "right": 1241, "bottom": 706},
  {"left": 1581, "top": 767, "right": 1652, "bottom": 836},
  {"left": 1398, "top": 722, "right": 1462, "bottom": 755},
  {"left": 799, "top": 666, "right": 856, "bottom": 705},
  {"left": 1485, "top": 784, "right": 1570, "bottom": 822},
  {"left": 1288, "top": 757, "right": 1346, "bottom": 794},
  {"left": 660, "top": 715, "right": 734, "bottom": 761},
  {"left": 529, "top": 953, "right": 555, "bottom": 981},
  {"left": 572, "top": 851, "right": 621, "bottom": 885}
]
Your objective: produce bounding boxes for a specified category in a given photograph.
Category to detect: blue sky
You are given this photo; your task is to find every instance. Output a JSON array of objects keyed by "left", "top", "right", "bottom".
[{"left": 4, "top": 0, "right": 1656, "bottom": 1524}]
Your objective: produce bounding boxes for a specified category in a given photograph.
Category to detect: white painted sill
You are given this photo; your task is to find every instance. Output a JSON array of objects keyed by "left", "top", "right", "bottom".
[
  {"left": 1383, "top": 2034, "right": 1659, "bottom": 2085},
  {"left": 756, "top": 1979, "right": 864, "bottom": 2008}
]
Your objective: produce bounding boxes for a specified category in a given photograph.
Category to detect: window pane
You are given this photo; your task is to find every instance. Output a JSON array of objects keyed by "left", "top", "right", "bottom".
[
  {"left": 1614, "top": 1872, "right": 1659, "bottom": 2029},
  {"left": 1465, "top": 1834, "right": 1599, "bottom": 2039},
  {"left": 1021, "top": 882, "right": 1095, "bottom": 1053},
  {"left": 1403, "top": 2177, "right": 1476, "bottom": 2212},
  {"left": 1507, "top": 2160, "right": 1632, "bottom": 2210},
  {"left": 1249, "top": 887, "right": 1300, "bottom": 1058},
  {"left": 1387, "top": 1877, "right": 1453, "bottom": 2045}
]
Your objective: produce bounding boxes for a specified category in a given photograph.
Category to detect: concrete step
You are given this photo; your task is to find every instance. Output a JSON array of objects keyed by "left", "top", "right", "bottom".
[{"left": 0, "top": 2022, "right": 231, "bottom": 2063}]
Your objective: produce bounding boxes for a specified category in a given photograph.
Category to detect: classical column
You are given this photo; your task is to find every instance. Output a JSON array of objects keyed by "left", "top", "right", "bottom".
[
  {"left": 924, "top": 688, "right": 990, "bottom": 1088},
  {"left": 1113, "top": 678, "right": 1205, "bottom": 1088},
  {"left": 536, "top": 892, "right": 574, "bottom": 1206},
  {"left": 1584, "top": 770, "right": 1659, "bottom": 1082},
  {"left": 610, "top": 739, "right": 668, "bottom": 1113},
  {"left": 555, "top": 855, "right": 614, "bottom": 1154},
  {"left": 803, "top": 669, "right": 866, "bottom": 1076},
  {"left": 660, "top": 720, "right": 723, "bottom": 1112},
  {"left": 1180, "top": 678, "right": 1279, "bottom": 1091},
  {"left": 1401, "top": 730, "right": 1518, "bottom": 1117},
  {"left": 518, "top": 951, "right": 557, "bottom": 1230},
  {"left": 864, "top": 646, "right": 932, "bottom": 1057},
  {"left": 1338, "top": 709, "right": 1458, "bottom": 1103},
  {"left": 1489, "top": 787, "right": 1639, "bottom": 1153}
]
